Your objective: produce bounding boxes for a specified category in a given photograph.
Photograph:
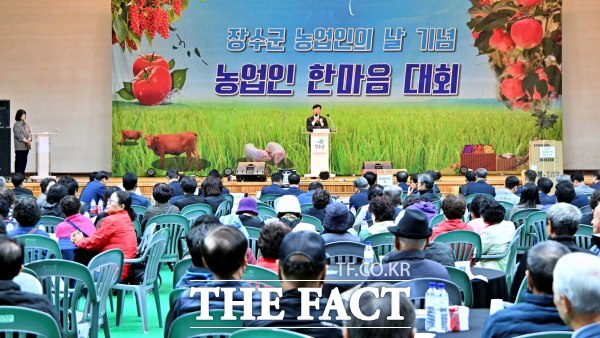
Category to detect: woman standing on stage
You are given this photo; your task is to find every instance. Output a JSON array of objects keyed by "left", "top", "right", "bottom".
[{"left": 13, "top": 109, "right": 32, "bottom": 175}]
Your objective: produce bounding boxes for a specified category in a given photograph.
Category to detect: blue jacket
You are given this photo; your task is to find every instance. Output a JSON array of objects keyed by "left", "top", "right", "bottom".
[
  {"left": 169, "top": 181, "right": 184, "bottom": 197},
  {"left": 130, "top": 193, "right": 151, "bottom": 207},
  {"left": 465, "top": 180, "right": 496, "bottom": 196},
  {"left": 284, "top": 187, "right": 304, "bottom": 197},
  {"left": 175, "top": 265, "right": 214, "bottom": 289},
  {"left": 571, "top": 194, "right": 590, "bottom": 209},
  {"left": 79, "top": 181, "right": 106, "bottom": 207},
  {"left": 297, "top": 190, "right": 316, "bottom": 205},
  {"left": 8, "top": 226, "right": 49, "bottom": 238},
  {"left": 349, "top": 189, "right": 369, "bottom": 212},
  {"left": 575, "top": 322, "right": 600, "bottom": 338},
  {"left": 398, "top": 182, "right": 410, "bottom": 193},
  {"left": 260, "top": 184, "right": 287, "bottom": 196},
  {"left": 482, "top": 292, "right": 571, "bottom": 338},
  {"left": 539, "top": 192, "right": 557, "bottom": 206},
  {"left": 367, "top": 250, "right": 450, "bottom": 282}
]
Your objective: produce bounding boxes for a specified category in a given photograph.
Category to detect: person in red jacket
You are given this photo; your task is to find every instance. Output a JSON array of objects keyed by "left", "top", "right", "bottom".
[
  {"left": 71, "top": 190, "right": 138, "bottom": 280},
  {"left": 430, "top": 194, "right": 473, "bottom": 241}
]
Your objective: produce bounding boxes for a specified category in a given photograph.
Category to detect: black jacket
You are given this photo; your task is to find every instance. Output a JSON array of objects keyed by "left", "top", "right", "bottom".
[
  {"left": 306, "top": 115, "right": 329, "bottom": 132},
  {"left": 238, "top": 215, "right": 265, "bottom": 229},
  {"left": 0, "top": 280, "right": 65, "bottom": 337},
  {"left": 245, "top": 289, "right": 342, "bottom": 338},
  {"left": 303, "top": 207, "right": 326, "bottom": 222},
  {"left": 172, "top": 194, "right": 205, "bottom": 210},
  {"left": 13, "top": 186, "right": 33, "bottom": 196}
]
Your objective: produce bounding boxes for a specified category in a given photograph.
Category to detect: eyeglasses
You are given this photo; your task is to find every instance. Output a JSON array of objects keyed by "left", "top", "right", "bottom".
[{"left": 109, "top": 199, "right": 120, "bottom": 205}]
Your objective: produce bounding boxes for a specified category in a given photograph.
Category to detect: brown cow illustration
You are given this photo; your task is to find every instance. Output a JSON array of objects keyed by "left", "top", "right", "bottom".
[
  {"left": 144, "top": 132, "right": 200, "bottom": 168},
  {"left": 121, "top": 130, "right": 143, "bottom": 144}
]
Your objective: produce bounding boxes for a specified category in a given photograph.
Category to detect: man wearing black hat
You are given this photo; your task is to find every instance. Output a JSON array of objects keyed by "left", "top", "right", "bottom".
[
  {"left": 367, "top": 209, "right": 450, "bottom": 282},
  {"left": 246, "top": 231, "right": 343, "bottom": 338}
]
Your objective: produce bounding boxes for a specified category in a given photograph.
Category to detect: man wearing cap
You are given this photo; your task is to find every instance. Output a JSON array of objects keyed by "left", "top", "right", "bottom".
[
  {"left": 367, "top": 209, "right": 450, "bottom": 282},
  {"left": 349, "top": 177, "right": 369, "bottom": 213},
  {"left": 247, "top": 231, "right": 343, "bottom": 338},
  {"left": 235, "top": 197, "right": 265, "bottom": 229}
]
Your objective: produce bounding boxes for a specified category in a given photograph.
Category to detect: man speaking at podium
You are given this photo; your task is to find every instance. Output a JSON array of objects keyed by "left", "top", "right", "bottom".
[{"left": 306, "top": 104, "right": 328, "bottom": 132}]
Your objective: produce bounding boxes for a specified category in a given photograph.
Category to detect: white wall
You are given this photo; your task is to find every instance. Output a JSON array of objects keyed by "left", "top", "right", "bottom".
[{"left": 0, "top": 0, "right": 597, "bottom": 173}]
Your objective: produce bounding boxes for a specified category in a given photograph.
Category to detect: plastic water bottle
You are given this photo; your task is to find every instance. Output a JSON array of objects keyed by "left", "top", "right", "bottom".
[
  {"left": 90, "top": 200, "right": 97, "bottom": 214},
  {"left": 436, "top": 283, "right": 450, "bottom": 333},
  {"left": 37, "top": 222, "right": 45, "bottom": 232},
  {"left": 363, "top": 241, "right": 375, "bottom": 274},
  {"left": 97, "top": 199, "right": 104, "bottom": 214},
  {"left": 425, "top": 282, "right": 437, "bottom": 331}
]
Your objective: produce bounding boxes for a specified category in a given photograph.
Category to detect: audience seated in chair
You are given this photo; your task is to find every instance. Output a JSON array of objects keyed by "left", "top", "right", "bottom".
[
  {"left": 511, "top": 203, "right": 590, "bottom": 301},
  {"left": 55, "top": 195, "right": 96, "bottom": 261},
  {"left": 572, "top": 171, "right": 595, "bottom": 195},
  {"left": 367, "top": 209, "right": 450, "bottom": 282},
  {"left": 0, "top": 189, "right": 17, "bottom": 233},
  {"left": 72, "top": 191, "right": 137, "bottom": 280},
  {"left": 166, "top": 169, "right": 183, "bottom": 197},
  {"left": 383, "top": 184, "right": 403, "bottom": 218},
  {"left": 256, "top": 221, "right": 291, "bottom": 272},
  {"left": 430, "top": 194, "right": 473, "bottom": 241},
  {"left": 466, "top": 192, "right": 491, "bottom": 235},
  {"left": 0, "top": 236, "right": 65, "bottom": 337},
  {"left": 245, "top": 231, "right": 343, "bottom": 338},
  {"left": 36, "top": 177, "right": 56, "bottom": 208},
  {"left": 495, "top": 175, "right": 521, "bottom": 205},
  {"left": 538, "top": 177, "right": 557, "bottom": 207},
  {"left": 401, "top": 195, "right": 437, "bottom": 224},
  {"left": 555, "top": 175, "right": 589, "bottom": 209},
  {"left": 553, "top": 253, "right": 600, "bottom": 338},
  {"left": 416, "top": 173, "right": 440, "bottom": 203},
  {"left": 285, "top": 173, "right": 304, "bottom": 196},
  {"left": 349, "top": 177, "right": 369, "bottom": 213},
  {"left": 591, "top": 203, "right": 600, "bottom": 257},
  {"left": 267, "top": 195, "right": 304, "bottom": 229},
  {"left": 79, "top": 170, "right": 110, "bottom": 208},
  {"left": 516, "top": 169, "right": 537, "bottom": 196},
  {"left": 297, "top": 181, "right": 324, "bottom": 205},
  {"left": 141, "top": 183, "right": 180, "bottom": 229},
  {"left": 321, "top": 202, "right": 359, "bottom": 244},
  {"left": 260, "top": 173, "right": 288, "bottom": 196},
  {"left": 175, "top": 217, "right": 218, "bottom": 288},
  {"left": 40, "top": 184, "right": 68, "bottom": 218},
  {"left": 198, "top": 176, "right": 226, "bottom": 214},
  {"left": 11, "top": 173, "right": 33, "bottom": 197},
  {"left": 234, "top": 197, "right": 265, "bottom": 229},
  {"left": 344, "top": 282, "right": 416, "bottom": 338},
  {"left": 123, "top": 172, "right": 151, "bottom": 207},
  {"left": 359, "top": 196, "right": 395, "bottom": 239},
  {"left": 166, "top": 226, "right": 258, "bottom": 336},
  {"left": 478, "top": 199, "right": 516, "bottom": 271},
  {"left": 170, "top": 176, "right": 204, "bottom": 210},
  {"left": 580, "top": 190, "right": 600, "bottom": 226},
  {"left": 57, "top": 175, "right": 87, "bottom": 214},
  {"left": 464, "top": 168, "right": 496, "bottom": 197},
  {"left": 8, "top": 198, "right": 48, "bottom": 238},
  {"left": 396, "top": 170, "right": 410, "bottom": 193},
  {"left": 303, "top": 188, "right": 330, "bottom": 222},
  {"left": 459, "top": 170, "right": 476, "bottom": 196},
  {"left": 509, "top": 183, "right": 542, "bottom": 219},
  {"left": 354, "top": 184, "right": 384, "bottom": 227},
  {"left": 93, "top": 186, "right": 122, "bottom": 226},
  {"left": 483, "top": 241, "right": 572, "bottom": 338},
  {"left": 198, "top": 169, "right": 230, "bottom": 196}
]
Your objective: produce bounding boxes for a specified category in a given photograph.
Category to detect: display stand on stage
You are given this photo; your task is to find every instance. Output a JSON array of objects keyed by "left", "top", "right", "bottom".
[
  {"left": 303, "top": 128, "right": 336, "bottom": 178},
  {"left": 30, "top": 132, "right": 58, "bottom": 181}
]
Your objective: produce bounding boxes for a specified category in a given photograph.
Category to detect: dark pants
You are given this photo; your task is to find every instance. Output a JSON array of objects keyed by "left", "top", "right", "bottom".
[{"left": 14, "top": 150, "right": 29, "bottom": 174}]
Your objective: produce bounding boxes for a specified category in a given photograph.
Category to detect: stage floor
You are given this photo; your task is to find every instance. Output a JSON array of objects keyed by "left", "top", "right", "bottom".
[{"left": 15, "top": 174, "right": 517, "bottom": 199}]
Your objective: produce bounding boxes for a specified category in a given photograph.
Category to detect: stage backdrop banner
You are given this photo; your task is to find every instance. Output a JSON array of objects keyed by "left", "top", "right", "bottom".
[{"left": 112, "top": 0, "right": 562, "bottom": 176}]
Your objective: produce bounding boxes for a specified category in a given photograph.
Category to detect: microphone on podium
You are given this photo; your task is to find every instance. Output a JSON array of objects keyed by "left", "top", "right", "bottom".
[{"left": 326, "top": 114, "right": 336, "bottom": 132}]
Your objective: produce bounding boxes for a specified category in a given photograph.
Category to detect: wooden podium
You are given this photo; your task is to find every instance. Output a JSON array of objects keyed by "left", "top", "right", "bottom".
[
  {"left": 30, "top": 132, "right": 58, "bottom": 181},
  {"left": 304, "top": 129, "right": 335, "bottom": 177}
]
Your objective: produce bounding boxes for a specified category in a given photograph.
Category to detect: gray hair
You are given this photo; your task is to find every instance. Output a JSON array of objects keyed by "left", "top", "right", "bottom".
[
  {"left": 354, "top": 177, "right": 368, "bottom": 189},
  {"left": 546, "top": 203, "right": 581, "bottom": 236},
  {"left": 555, "top": 174, "right": 571, "bottom": 184},
  {"left": 417, "top": 173, "right": 434, "bottom": 189},
  {"left": 384, "top": 185, "right": 403, "bottom": 205},
  {"left": 475, "top": 168, "right": 488, "bottom": 179},
  {"left": 526, "top": 241, "right": 570, "bottom": 294},
  {"left": 553, "top": 253, "right": 600, "bottom": 315}
]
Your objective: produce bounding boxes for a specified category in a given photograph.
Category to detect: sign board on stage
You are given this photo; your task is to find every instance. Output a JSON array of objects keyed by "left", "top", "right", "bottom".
[
  {"left": 377, "top": 175, "right": 394, "bottom": 187},
  {"left": 529, "top": 140, "right": 563, "bottom": 181}
]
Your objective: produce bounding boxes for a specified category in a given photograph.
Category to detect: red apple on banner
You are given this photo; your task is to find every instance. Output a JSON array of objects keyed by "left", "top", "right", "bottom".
[
  {"left": 501, "top": 78, "right": 524, "bottom": 101},
  {"left": 489, "top": 29, "right": 515, "bottom": 52},
  {"left": 511, "top": 19, "right": 543, "bottom": 49},
  {"left": 516, "top": 0, "right": 543, "bottom": 7},
  {"left": 132, "top": 66, "right": 172, "bottom": 106},
  {"left": 132, "top": 54, "right": 169, "bottom": 76},
  {"left": 507, "top": 61, "right": 525, "bottom": 78}
]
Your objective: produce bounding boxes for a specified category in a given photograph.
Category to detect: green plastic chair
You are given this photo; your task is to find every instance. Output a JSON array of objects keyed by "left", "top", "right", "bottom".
[
  {"left": 36, "top": 215, "right": 65, "bottom": 234},
  {"left": 181, "top": 203, "right": 214, "bottom": 216},
  {"left": 482, "top": 231, "right": 521, "bottom": 287},
  {"left": 28, "top": 259, "right": 100, "bottom": 338},
  {"left": 465, "top": 193, "right": 495, "bottom": 205},
  {"left": 246, "top": 226, "right": 261, "bottom": 258},
  {"left": 224, "top": 193, "right": 234, "bottom": 205},
  {"left": 301, "top": 214, "right": 324, "bottom": 233},
  {"left": 258, "top": 194, "right": 281, "bottom": 208},
  {"left": 173, "top": 257, "right": 193, "bottom": 289},
  {"left": 300, "top": 203, "right": 313, "bottom": 213},
  {"left": 325, "top": 241, "right": 366, "bottom": 264},
  {"left": 88, "top": 249, "right": 124, "bottom": 338},
  {"left": 257, "top": 205, "right": 277, "bottom": 221},
  {"left": 432, "top": 200, "right": 442, "bottom": 213},
  {"left": 169, "top": 310, "right": 244, "bottom": 338},
  {"left": 433, "top": 230, "right": 482, "bottom": 262},
  {"left": 429, "top": 214, "right": 445, "bottom": 228},
  {"left": 445, "top": 266, "right": 474, "bottom": 308},
  {"left": 0, "top": 306, "right": 62, "bottom": 337},
  {"left": 138, "top": 222, "right": 157, "bottom": 255},
  {"left": 515, "top": 277, "right": 528, "bottom": 304},
  {"left": 510, "top": 208, "right": 540, "bottom": 229},
  {"left": 215, "top": 200, "right": 232, "bottom": 218},
  {"left": 525, "top": 211, "right": 548, "bottom": 243},
  {"left": 169, "top": 288, "right": 187, "bottom": 307},
  {"left": 131, "top": 205, "right": 147, "bottom": 223},
  {"left": 243, "top": 264, "right": 281, "bottom": 288},
  {"left": 575, "top": 224, "right": 593, "bottom": 250},
  {"left": 21, "top": 266, "right": 39, "bottom": 279},
  {"left": 514, "top": 331, "right": 573, "bottom": 338},
  {"left": 498, "top": 201, "right": 515, "bottom": 221},
  {"left": 147, "top": 214, "right": 190, "bottom": 264},
  {"left": 363, "top": 232, "right": 396, "bottom": 262},
  {"left": 113, "top": 228, "right": 170, "bottom": 333},
  {"left": 231, "top": 328, "right": 310, "bottom": 338},
  {"left": 183, "top": 209, "right": 209, "bottom": 225},
  {"left": 133, "top": 218, "right": 142, "bottom": 239},
  {"left": 15, "top": 234, "right": 62, "bottom": 264}
]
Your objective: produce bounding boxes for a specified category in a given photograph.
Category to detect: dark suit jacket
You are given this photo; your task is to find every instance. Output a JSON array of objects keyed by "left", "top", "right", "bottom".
[
  {"left": 12, "top": 186, "right": 33, "bottom": 196},
  {"left": 284, "top": 187, "right": 304, "bottom": 197},
  {"left": 169, "top": 181, "right": 184, "bottom": 197},
  {"left": 306, "top": 115, "right": 328, "bottom": 132},
  {"left": 349, "top": 189, "right": 369, "bottom": 212},
  {"left": 303, "top": 207, "right": 326, "bottom": 222},
  {"left": 465, "top": 180, "right": 496, "bottom": 196},
  {"left": 571, "top": 194, "right": 590, "bottom": 209},
  {"left": 539, "top": 192, "right": 557, "bottom": 205},
  {"left": 173, "top": 194, "right": 206, "bottom": 210},
  {"left": 260, "top": 184, "right": 287, "bottom": 196}
]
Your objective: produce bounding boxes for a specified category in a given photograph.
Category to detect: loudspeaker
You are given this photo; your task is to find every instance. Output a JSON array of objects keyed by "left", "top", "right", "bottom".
[
  {"left": 362, "top": 161, "right": 393, "bottom": 170},
  {"left": 0, "top": 100, "right": 9, "bottom": 128},
  {"left": 236, "top": 162, "right": 268, "bottom": 182},
  {"left": 0, "top": 128, "right": 11, "bottom": 176}
]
